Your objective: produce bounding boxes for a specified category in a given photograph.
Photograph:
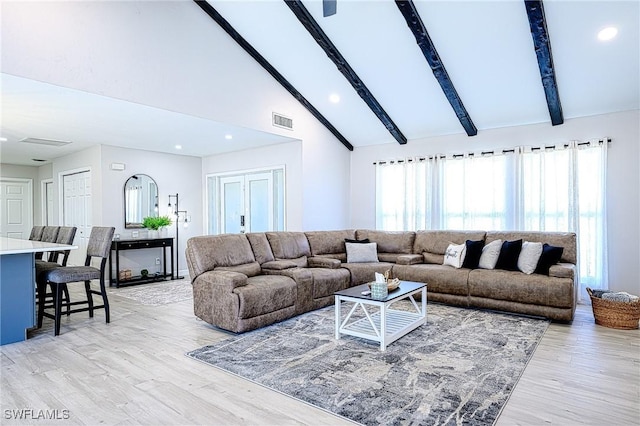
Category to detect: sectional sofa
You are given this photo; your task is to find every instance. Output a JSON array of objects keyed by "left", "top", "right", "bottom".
[{"left": 185, "top": 229, "right": 577, "bottom": 333}]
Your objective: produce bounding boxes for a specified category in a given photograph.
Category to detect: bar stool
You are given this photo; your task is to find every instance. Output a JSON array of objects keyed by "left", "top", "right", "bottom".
[{"left": 37, "top": 226, "right": 115, "bottom": 336}]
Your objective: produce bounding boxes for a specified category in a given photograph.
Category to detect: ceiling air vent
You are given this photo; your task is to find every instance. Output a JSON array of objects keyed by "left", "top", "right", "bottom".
[
  {"left": 272, "top": 112, "right": 293, "bottom": 130},
  {"left": 19, "top": 137, "right": 71, "bottom": 147}
]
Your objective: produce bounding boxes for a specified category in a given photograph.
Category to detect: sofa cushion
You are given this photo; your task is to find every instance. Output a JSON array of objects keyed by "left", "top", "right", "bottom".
[
  {"left": 246, "top": 232, "right": 275, "bottom": 264},
  {"left": 346, "top": 242, "right": 379, "bottom": 263},
  {"left": 414, "top": 230, "right": 486, "bottom": 256},
  {"left": 392, "top": 264, "right": 470, "bottom": 296},
  {"left": 215, "top": 262, "right": 262, "bottom": 277},
  {"left": 486, "top": 231, "right": 576, "bottom": 264},
  {"left": 186, "top": 234, "right": 256, "bottom": 279},
  {"left": 356, "top": 230, "right": 415, "bottom": 254},
  {"left": 496, "top": 239, "right": 523, "bottom": 271},
  {"left": 305, "top": 229, "right": 356, "bottom": 256},
  {"left": 396, "top": 254, "right": 424, "bottom": 265},
  {"left": 341, "top": 262, "right": 395, "bottom": 286},
  {"left": 266, "top": 232, "right": 311, "bottom": 259},
  {"left": 468, "top": 269, "right": 573, "bottom": 308},
  {"left": 309, "top": 268, "right": 351, "bottom": 299},
  {"left": 234, "top": 275, "right": 297, "bottom": 319}
]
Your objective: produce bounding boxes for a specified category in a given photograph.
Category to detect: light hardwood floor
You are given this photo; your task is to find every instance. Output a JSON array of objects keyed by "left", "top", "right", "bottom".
[{"left": 1, "top": 283, "right": 638, "bottom": 425}]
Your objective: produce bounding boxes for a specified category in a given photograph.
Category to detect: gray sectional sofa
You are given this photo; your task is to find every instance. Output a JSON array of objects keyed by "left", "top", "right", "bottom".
[{"left": 186, "top": 229, "right": 577, "bottom": 333}]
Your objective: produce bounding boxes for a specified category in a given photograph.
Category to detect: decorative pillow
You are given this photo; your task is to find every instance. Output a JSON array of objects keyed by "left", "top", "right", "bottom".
[
  {"left": 495, "top": 239, "right": 523, "bottom": 271},
  {"left": 346, "top": 242, "right": 378, "bottom": 263},
  {"left": 462, "top": 240, "right": 485, "bottom": 269},
  {"left": 443, "top": 242, "right": 467, "bottom": 269},
  {"left": 517, "top": 241, "right": 543, "bottom": 274},
  {"left": 478, "top": 239, "right": 502, "bottom": 270},
  {"left": 344, "top": 238, "right": 371, "bottom": 244},
  {"left": 535, "top": 243, "right": 564, "bottom": 275}
]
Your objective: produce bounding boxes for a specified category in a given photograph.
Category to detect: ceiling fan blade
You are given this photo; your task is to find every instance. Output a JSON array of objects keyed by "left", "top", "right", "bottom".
[{"left": 323, "top": 0, "right": 336, "bottom": 17}]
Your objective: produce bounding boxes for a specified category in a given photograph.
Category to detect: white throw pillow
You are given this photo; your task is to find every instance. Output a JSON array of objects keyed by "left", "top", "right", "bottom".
[
  {"left": 346, "top": 242, "right": 379, "bottom": 263},
  {"left": 443, "top": 242, "right": 467, "bottom": 269},
  {"left": 478, "top": 239, "right": 502, "bottom": 270},
  {"left": 517, "top": 241, "right": 543, "bottom": 274}
]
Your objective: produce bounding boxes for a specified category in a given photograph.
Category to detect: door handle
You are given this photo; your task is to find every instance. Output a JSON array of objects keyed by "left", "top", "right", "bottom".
[{"left": 240, "top": 215, "right": 245, "bottom": 233}]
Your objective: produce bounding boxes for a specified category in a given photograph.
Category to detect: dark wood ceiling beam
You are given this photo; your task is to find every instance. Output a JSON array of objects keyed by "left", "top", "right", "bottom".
[
  {"left": 193, "top": 0, "right": 353, "bottom": 151},
  {"left": 395, "top": 1, "right": 477, "bottom": 137},
  {"left": 524, "top": 0, "right": 564, "bottom": 125},
  {"left": 285, "top": 0, "right": 408, "bottom": 145}
]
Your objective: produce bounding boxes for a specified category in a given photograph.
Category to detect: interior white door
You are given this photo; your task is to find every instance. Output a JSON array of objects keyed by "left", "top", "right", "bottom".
[
  {"left": 42, "top": 180, "right": 54, "bottom": 225},
  {"left": 62, "top": 171, "right": 91, "bottom": 265},
  {"left": 0, "top": 178, "right": 33, "bottom": 238}
]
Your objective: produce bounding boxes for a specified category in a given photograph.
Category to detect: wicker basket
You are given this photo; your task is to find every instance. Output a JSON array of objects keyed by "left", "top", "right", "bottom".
[{"left": 587, "top": 288, "right": 640, "bottom": 330}]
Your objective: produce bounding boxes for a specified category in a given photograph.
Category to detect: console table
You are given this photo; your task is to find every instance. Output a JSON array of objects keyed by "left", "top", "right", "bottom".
[{"left": 109, "top": 238, "right": 174, "bottom": 287}]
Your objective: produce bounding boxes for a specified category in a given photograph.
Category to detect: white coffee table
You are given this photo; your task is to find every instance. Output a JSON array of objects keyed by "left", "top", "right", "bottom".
[{"left": 334, "top": 280, "right": 427, "bottom": 351}]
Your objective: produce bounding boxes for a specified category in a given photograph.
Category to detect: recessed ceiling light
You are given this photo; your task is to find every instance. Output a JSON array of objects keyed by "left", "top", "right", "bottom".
[
  {"left": 175, "top": 144, "right": 182, "bottom": 150},
  {"left": 0, "top": 137, "right": 7, "bottom": 142},
  {"left": 329, "top": 93, "right": 340, "bottom": 103},
  {"left": 598, "top": 26, "right": 618, "bottom": 41},
  {"left": 225, "top": 134, "right": 233, "bottom": 140}
]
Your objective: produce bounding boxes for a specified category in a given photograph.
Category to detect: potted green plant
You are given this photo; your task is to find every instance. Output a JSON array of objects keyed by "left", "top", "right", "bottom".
[{"left": 142, "top": 216, "right": 172, "bottom": 238}]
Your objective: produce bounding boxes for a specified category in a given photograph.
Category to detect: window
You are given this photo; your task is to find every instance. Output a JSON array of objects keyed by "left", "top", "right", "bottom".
[{"left": 375, "top": 140, "right": 609, "bottom": 301}]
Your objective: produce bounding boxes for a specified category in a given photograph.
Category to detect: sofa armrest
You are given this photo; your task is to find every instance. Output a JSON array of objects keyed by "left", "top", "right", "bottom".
[
  {"left": 549, "top": 263, "right": 575, "bottom": 279},
  {"left": 262, "top": 260, "right": 298, "bottom": 270},
  {"left": 308, "top": 256, "right": 341, "bottom": 269},
  {"left": 396, "top": 254, "right": 424, "bottom": 265},
  {"left": 195, "top": 270, "right": 248, "bottom": 291}
]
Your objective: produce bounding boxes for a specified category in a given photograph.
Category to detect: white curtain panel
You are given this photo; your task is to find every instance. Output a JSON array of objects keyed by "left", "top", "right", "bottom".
[{"left": 374, "top": 140, "right": 609, "bottom": 301}]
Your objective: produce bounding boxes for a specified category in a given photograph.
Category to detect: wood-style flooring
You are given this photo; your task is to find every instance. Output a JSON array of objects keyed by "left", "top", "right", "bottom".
[{"left": 1, "top": 283, "right": 638, "bottom": 425}]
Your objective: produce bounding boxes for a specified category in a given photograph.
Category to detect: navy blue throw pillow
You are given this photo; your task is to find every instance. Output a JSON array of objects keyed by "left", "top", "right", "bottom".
[
  {"left": 534, "top": 243, "right": 564, "bottom": 275},
  {"left": 344, "top": 238, "right": 370, "bottom": 244},
  {"left": 462, "top": 239, "right": 484, "bottom": 269},
  {"left": 495, "top": 239, "right": 523, "bottom": 271}
]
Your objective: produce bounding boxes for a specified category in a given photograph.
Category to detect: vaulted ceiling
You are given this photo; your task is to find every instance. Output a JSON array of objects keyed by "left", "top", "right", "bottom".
[{"left": 1, "top": 0, "right": 638, "bottom": 165}]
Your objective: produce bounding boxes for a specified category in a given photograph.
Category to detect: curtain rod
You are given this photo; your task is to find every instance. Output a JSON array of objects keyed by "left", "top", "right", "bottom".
[{"left": 372, "top": 138, "right": 611, "bottom": 165}]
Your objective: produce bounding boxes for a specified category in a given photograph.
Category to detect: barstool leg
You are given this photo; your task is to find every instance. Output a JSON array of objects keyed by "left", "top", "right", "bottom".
[
  {"left": 99, "top": 277, "right": 110, "bottom": 323},
  {"left": 54, "top": 283, "right": 63, "bottom": 336},
  {"left": 84, "top": 281, "right": 94, "bottom": 317}
]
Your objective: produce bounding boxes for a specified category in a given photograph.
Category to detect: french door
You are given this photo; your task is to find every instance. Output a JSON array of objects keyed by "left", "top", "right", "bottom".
[
  {"left": 220, "top": 172, "right": 273, "bottom": 234},
  {"left": 208, "top": 168, "right": 284, "bottom": 235}
]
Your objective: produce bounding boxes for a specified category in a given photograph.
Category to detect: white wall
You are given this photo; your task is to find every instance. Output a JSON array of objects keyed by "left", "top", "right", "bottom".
[
  {"left": 202, "top": 141, "right": 304, "bottom": 231},
  {"left": 100, "top": 145, "right": 202, "bottom": 278},
  {"left": 351, "top": 110, "right": 640, "bottom": 295}
]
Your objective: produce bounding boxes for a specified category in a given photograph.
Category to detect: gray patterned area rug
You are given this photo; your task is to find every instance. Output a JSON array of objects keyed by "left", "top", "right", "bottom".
[
  {"left": 186, "top": 302, "right": 549, "bottom": 426},
  {"left": 111, "top": 278, "right": 192, "bottom": 305}
]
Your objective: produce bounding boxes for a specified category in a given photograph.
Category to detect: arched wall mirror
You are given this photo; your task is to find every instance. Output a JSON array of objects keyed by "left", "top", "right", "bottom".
[{"left": 124, "top": 174, "right": 158, "bottom": 228}]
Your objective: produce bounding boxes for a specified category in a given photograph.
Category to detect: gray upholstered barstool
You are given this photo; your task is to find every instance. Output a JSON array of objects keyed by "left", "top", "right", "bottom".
[
  {"left": 36, "top": 226, "right": 77, "bottom": 319},
  {"left": 29, "top": 226, "right": 45, "bottom": 241},
  {"left": 37, "top": 226, "right": 115, "bottom": 336}
]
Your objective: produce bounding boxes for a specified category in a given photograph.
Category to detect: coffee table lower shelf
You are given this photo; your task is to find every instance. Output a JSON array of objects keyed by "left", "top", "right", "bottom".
[{"left": 334, "top": 282, "right": 426, "bottom": 351}]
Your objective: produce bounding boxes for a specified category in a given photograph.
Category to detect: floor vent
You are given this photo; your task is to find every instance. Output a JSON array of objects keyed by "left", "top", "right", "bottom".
[
  {"left": 19, "top": 137, "right": 71, "bottom": 147},
  {"left": 272, "top": 113, "right": 293, "bottom": 130}
]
